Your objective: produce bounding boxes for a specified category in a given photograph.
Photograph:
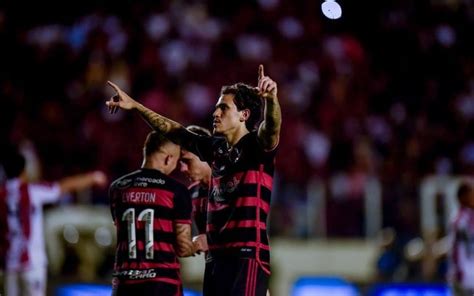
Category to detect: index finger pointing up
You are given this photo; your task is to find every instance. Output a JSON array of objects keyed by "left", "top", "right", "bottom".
[
  {"left": 107, "top": 80, "right": 120, "bottom": 92},
  {"left": 258, "top": 64, "right": 265, "bottom": 81}
]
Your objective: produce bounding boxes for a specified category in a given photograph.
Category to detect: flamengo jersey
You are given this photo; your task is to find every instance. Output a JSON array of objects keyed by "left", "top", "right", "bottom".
[
  {"left": 188, "top": 182, "right": 208, "bottom": 235},
  {"left": 449, "top": 207, "right": 474, "bottom": 289},
  {"left": 189, "top": 131, "right": 276, "bottom": 274},
  {"left": 4, "top": 178, "right": 61, "bottom": 271},
  {"left": 109, "top": 168, "right": 192, "bottom": 286}
]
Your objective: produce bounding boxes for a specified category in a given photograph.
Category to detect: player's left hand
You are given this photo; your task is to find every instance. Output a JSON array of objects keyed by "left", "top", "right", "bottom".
[
  {"left": 91, "top": 171, "right": 108, "bottom": 187},
  {"left": 192, "top": 234, "right": 208, "bottom": 254},
  {"left": 258, "top": 64, "right": 278, "bottom": 100}
]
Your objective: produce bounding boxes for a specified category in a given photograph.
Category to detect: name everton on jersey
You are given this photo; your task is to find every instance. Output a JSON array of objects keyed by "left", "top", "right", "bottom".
[{"left": 122, "top": 191, "right": 157, "bottom": 204}]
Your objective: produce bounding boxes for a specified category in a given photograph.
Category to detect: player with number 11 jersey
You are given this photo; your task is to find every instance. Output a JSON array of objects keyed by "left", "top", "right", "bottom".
[{"left": 109, "top": 132, "right": 197, "bottom": 296}]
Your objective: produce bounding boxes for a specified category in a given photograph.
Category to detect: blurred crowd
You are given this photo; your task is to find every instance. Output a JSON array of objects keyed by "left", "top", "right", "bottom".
[{"left": 2, "top": 0, "right": 474, "bottom": 281}]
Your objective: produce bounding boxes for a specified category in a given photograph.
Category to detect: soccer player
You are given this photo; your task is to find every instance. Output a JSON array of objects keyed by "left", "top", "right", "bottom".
[
  {"left": 179, "top": 126, "right": 212, "bottom": 249},
  {"left": 106, "top": 64, "right": 281, "bottom": 295},
  {"left": 448, "top": 181, "right": 474, "bottom": 295},
  {"left": 109, "top": 131, "right": 200, "bottom": 296},
  {"left": 1, "top": 150, "right": 107, "bottom": 296}
]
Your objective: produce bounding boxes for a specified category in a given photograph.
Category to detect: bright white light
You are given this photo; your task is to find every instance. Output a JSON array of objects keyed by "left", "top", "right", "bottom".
[
  {"left": 95, "top": 227, "right": 112, "bottom": 247},
  {"left": 63, "top": 224, "right": 79, "bottom": 244},
  {"left": 321, "top": 0, "right": 342, "bottom": 20}
]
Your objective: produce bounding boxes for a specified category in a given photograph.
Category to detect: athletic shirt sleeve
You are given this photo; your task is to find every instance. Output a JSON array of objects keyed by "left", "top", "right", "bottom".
[
  {"left": 109, "top": 183, "right": 117, "bottom": 223},
  {"left": 29, "top": 182, "right": 61, "bottom": 204},
  {"left": 173, "top": 184, "right": 192, "bottom": 224}
]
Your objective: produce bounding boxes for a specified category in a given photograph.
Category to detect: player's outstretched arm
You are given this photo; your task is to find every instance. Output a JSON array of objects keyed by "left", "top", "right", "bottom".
[
  {"left": 257, "top": 65, "right": 282, "bottom": 151},
  {"left": 59, "top": 171, "right": 107, "bottom": 194},
  {"left": 175, "top": 223, "right": 198, "bottom": 257},
  {"left": 106, "top": 81, "right": 185, "bottom": 136}
]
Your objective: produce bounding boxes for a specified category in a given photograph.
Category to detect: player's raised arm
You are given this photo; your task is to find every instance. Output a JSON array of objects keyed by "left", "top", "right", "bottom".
[
  {"left": 257, "top": 65, "right": 282, "bottom": 151},
  {"left": 106, "top": 81, "right": 185, "bottom": 136}
]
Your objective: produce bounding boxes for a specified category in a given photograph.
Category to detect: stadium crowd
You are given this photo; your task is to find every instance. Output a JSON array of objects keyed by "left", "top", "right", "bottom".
[{"left": 2, "top": 0, "right": 474, "bottom": 283}]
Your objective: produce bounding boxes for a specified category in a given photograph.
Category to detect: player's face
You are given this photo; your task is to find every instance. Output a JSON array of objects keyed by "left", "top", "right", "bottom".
[
  {"left": 213, "top": 94, "right": 245, "bottom": 136},
  {"left": 180, "top": 150, "right": 209, "bottom": 182}
]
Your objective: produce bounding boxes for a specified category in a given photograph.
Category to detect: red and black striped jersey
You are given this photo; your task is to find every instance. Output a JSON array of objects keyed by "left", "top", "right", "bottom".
[
  {"left": 187, "top": 131, "right": 276, "bottom": 274},
  {"left": 109, "top": 168, "right": 192, "bottom": 286},
  {"left": 188, "top": 181, "right": 208, "bottom": 235}
]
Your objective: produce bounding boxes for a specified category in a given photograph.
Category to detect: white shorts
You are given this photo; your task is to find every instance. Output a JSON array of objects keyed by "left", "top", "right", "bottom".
[{"left": 5, "top": 266, "right": 47, "bottom": 296}]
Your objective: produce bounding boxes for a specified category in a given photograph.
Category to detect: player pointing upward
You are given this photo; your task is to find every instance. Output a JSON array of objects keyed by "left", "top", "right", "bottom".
[{"left": 106, "top": 65, "right": 281, "bottom": 295}]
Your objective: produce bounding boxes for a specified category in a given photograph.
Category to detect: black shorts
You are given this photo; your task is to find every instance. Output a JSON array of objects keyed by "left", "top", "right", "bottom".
[
  {"left": 203, "top": 258, "right": 269, "bottom": 296},
  {"left": 112, "top": 281, "right": 182, "bottom": 296}
]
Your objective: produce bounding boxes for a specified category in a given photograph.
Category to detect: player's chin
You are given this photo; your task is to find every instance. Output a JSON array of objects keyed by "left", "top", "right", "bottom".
[{"left": 213, "top": 127, "right": 223, "bottom": 135}]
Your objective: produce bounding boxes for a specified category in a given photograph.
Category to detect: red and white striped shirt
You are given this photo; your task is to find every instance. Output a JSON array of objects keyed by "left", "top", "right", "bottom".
[
  {"left": 5, "top": 178, "right": 61, "bottom": 271},
  {"left": 448, "top": 207, "right": 474, "bottom": 289}
]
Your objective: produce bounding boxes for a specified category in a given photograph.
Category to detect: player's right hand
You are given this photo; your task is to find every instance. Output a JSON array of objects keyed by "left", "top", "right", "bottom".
[{"left": 106, "top": 81, "right": 138, "bottom": 113}]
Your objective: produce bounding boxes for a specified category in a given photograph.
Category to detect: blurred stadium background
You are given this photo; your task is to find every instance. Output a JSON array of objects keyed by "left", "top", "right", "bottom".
[{"left": 1, "top": 0, "right": 474, "bottom": 295}]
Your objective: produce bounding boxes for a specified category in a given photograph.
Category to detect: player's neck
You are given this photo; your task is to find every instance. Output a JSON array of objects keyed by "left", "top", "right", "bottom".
[
  {"left": 142, "top": 158, "right": 166, "bottom": 175},
  {"left": 225, "top": 126, "right": 249, "bottom": 147}
]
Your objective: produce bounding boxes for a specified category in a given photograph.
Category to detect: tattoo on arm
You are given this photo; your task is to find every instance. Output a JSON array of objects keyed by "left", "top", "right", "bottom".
[
  {"left": 175, "top": 223, "right": 195, "bottom": 257},
  {"left": 258, "top": 97, "right": 282, "bottom": 150},
  {"left": 135, "top": 103, "right": 200, "bottom": 150},
  {"left": 136, "top": 103, "right": 183, "bottom": 134}
]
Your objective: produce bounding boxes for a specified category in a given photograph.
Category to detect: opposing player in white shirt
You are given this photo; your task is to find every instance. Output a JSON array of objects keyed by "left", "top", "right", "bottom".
[
  {"left": 448, "top": 181, "right": 474, "bottom": 296},
  {"left": 1, "top": 151, "right": 107, "bottom": 296}
]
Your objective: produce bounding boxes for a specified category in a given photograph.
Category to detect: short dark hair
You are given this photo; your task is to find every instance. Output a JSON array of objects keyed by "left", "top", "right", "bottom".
[
  {"left": 457, "top": 181, "right": 471, "bottom": 203},
  {"left": 143, "top": 131, "right": 173, "bottom": 157},
  {"left": 187, "top": 125, "right": 211, "bottom": 137},
  {"left": 2, "top": 151, "right": 25, "bottom": 179},
  {"left": 221, "top": 83, "right": 263, "bottom": 131}
]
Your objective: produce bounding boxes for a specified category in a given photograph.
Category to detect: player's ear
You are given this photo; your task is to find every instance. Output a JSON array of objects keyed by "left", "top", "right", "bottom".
[
  {"left": 240, "top": 109, "right": 250, "bottom": 122},
  {"left": 164, "top": 155, "right": 170, "bottom": 166}
]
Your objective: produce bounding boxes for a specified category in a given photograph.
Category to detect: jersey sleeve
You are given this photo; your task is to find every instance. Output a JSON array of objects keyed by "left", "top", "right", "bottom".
[
  {"left": 173, "top": 185, "right": 192, "bottom": 225},
  {"left": 253, "top": 131, "right": 278, "bottom": 159},
  {"left": 188, "top": 134, "right": 214, "bottom": 163},
  {"left": 29, "top": 182, "right": 61, "bottom": 204},
  {"left": 189, "top": 184, "right": 208, "bottom": 235},
  {"left": 108, "top": 183, "right": 117, "bottom": 223}
]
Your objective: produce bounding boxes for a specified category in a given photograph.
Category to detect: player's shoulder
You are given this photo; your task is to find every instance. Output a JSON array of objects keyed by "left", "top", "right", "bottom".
[
  {"left": 110, "top": 170, "right": 141, "bottom": 189},
  {"left": 452, "top": 208, "right": 472, "bottom": 227},
  {"left": 241, "top": 131, "right": 260, "bottom": 148},
  {"left": 164, "top": 175, "right": 188, "bottom": 192}
]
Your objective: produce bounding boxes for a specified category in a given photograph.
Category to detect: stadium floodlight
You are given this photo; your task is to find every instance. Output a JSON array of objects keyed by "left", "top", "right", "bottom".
[{"left": 321, "top": 0, "right": 342, "bottom": 20}]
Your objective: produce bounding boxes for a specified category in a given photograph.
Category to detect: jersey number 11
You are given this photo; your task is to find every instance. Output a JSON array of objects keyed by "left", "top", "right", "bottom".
[{"left": 122, "top": 208, "right": 154, "bottom": 259}]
